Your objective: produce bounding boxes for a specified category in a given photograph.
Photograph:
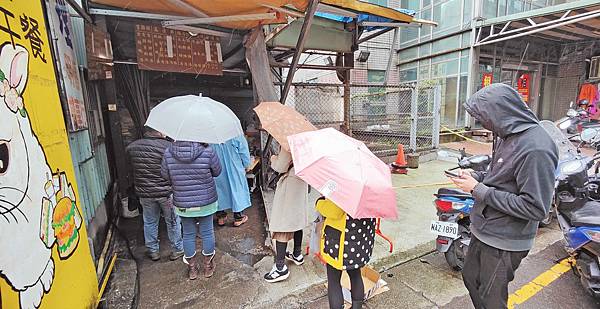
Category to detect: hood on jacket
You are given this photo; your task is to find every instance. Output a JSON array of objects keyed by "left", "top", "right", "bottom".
[
  {"left": 465, "top": 83, "right": 539, "bottom": 138},
  {"left": 170, "top": 141, "right": 207, "bottom": 163}
]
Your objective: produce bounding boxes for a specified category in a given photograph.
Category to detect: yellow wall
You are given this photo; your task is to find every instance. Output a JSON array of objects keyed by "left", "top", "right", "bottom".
[{"left": 0, "top": 1, "right": 98, "bottom": 308}]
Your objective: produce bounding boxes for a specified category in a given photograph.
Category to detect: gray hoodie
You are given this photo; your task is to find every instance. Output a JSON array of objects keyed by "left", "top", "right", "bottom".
[{"left": 466, "top": 83, "right": 558, "bottom": 252}]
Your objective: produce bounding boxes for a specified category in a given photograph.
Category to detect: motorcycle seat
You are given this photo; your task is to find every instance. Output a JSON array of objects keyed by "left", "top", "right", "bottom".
[
  {"left": 570, "top": 201, "right": 600, "bottom": 227},
  {"left": 436, "top": 188, "right": 472, "bottom": 198}
]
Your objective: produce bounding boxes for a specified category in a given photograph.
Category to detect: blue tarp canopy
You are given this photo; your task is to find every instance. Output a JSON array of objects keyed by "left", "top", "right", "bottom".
[{"left": 316, "top": 8, "right": 416, "bottom": 31}]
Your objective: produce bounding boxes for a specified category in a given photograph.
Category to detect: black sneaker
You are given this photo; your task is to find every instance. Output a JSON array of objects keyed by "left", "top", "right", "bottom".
[
  {"left": 285, "top": 252, "right": 305, "bottom": 266},
  {"left": 264, "top": 265, "right": 289, "bottom": 283}
]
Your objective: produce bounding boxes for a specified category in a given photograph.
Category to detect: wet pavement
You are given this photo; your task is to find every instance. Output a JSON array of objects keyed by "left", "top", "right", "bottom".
[
  {"left": 213, "top": 192, "right": 271, "bottom": 266},
  {"left": 103, "top": 157, "right": 599, "bottom": 308},
  {"left": 286, "top": 223, "right": 600, "bottom": 309},
  {"left": 102, "top": 192, "right": 274, "bottom": 309}
]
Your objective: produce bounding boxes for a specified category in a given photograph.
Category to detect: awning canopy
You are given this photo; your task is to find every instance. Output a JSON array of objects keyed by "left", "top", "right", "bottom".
[
  {"left": 89, "top": 0, "right": 414, "bottom": 29},
  {"left": 474, "top": 1, "right": 600, "bottom": 46}
]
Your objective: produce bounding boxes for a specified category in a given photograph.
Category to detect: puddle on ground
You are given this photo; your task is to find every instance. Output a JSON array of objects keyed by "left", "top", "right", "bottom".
[{"left": 214, "top": 192, "right": 271, "bottom": 266}]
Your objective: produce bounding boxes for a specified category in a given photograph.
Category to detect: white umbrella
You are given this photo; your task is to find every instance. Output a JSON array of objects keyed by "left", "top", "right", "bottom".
[{"left": 145, "top": 94, "right": 243, "bottom": 143}]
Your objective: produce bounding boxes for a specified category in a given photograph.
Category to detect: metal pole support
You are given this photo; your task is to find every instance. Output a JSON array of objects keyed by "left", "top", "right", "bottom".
[
  {"left": 410, "top": 85, "right": 418, "bottom": 152},
  {"left": 280, "top": 0, "right": 319, "bottom": 104},
  {"left": 432, "top": 85, "right": 442, "bottom": 149}
]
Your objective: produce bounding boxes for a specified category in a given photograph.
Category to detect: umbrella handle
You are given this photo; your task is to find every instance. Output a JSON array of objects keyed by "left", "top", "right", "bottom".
[{"left": 375, "top": 218, "right": 394, "bottom": 253}]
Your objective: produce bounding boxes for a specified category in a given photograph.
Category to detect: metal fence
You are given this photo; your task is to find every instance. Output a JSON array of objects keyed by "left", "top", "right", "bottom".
[{"left": 275, "top": 82, "right": 441, "bottom": 156}]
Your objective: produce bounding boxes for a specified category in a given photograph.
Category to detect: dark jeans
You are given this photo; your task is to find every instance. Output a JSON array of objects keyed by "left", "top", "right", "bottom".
[
  {"left": 139, "top": 197, "right": 183, "bottom": 253},
  {"left": 462, "top": 236, "right": 529, "bottom": 309}
]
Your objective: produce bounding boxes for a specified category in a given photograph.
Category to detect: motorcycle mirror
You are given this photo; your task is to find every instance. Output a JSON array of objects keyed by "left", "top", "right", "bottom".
[
  {"left": 569, "top": 101, "right": 574, "bottom": 108},
  {"left": 437, "top": 150, "right": 460, "bottom": 160},
  {"left": 467, "top": 155, "right": 491, "bottom": 164},
  {"left": 580, "top": 128, "right": 598, "bottom": 143},
  {"left": 558, "top": 119, "right": 572, "bottom": 130}
]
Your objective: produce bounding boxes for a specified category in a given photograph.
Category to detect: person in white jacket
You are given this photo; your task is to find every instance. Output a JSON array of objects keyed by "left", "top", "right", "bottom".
[{"left": 264, "top": 149, "right": 313, "bottom": 283}]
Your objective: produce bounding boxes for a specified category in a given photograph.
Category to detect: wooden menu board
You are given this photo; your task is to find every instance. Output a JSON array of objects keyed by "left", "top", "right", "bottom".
[{"left": 135, "top": 24, "right": 223, "bottom": 76}]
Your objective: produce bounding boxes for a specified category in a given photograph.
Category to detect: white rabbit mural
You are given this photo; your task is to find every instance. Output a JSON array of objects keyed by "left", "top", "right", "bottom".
[{"left": 0, "top": 43, "right": 83, "bottom": 309}]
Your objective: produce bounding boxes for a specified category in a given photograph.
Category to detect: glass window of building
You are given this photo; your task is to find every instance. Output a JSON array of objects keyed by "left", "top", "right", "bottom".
[
  {"left": 532, "top": 0, "right": 548, "bottom": 9},
  {"left": 498, "top": 0, "right": 507, "bottom": 17},
  {"left": 368, "top": 0, "right": 388, "bottom": 6},
  {"left": 401, "top": 27, "right": 419, "bottom": 46},
  {"left": 461, "top": 32, "right": 471, "bottom": 48},
  {"left": 401, "top": 0, "right": 419, "bottom": 10},
  {"left": 482, "top": 0, "right": 498, "bottom": 18},
  {"left": 440, "top": 76, "right": 459, "bottom": 126},
  {"left": 458, "top": 75, "right": 469, "bottom": 126},
  {"left": 481, "top": 0, "right": 555, "bottom": 19},
  {"left": 507, "top": 0, "right": 524, "bottom": 15},
  {"left": 368, "top": 70, "right": 386, "bottom": 101},
  {"left": 399, "top": 63, "right": 418, "bottom": 82},
  {"left": 463, "top": 0, "right": 472, "bottom": 27},
  {"left": 432, "top": 35, "right": 461, "bottom": 54},
  {"left": 419, "top": 60, "right": 431, "bottom": 80},
  {"left": 433, "top": 0, "right": 461, "bottom": 37},
  {"left": 432, "top": 59, "right": 459, "bottom": 78},
  {"left": 460, "top": 54, "right": 469, "bottom": 74},
  {"left": 399, "top": 46, "right": 419, "bottom": 62},
  {"left": 419, "top": 44, "right": 431, "bottom": 57},
  {"left": 420, "top": 9, "right": 433, "bottom": 40}
]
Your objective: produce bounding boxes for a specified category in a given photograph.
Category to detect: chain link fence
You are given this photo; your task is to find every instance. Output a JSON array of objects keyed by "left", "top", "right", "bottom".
[{"left": 274, "top": 82, "right": 441, "bottom": 156}]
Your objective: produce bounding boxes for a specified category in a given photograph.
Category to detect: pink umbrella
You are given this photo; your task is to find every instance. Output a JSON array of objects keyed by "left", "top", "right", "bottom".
[{"left": 287, "top": 128, "right": 397, "bottom": 219}]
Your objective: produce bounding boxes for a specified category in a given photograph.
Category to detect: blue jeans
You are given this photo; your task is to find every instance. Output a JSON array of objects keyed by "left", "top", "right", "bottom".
[
  {"left": 140, "top": 197, "right": 183, "bottom": 253},
  {"left": 181, "top": 215, "right": 215, "bottom": 258}
]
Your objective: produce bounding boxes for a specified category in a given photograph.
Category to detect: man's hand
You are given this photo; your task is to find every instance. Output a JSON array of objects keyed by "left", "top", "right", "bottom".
[{"left": 449, "top": 170, "right": 479, "bottom": 193}]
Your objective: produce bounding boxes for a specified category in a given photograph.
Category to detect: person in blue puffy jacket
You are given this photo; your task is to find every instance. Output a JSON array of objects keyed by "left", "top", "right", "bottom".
[{"left": 161, "top": 141, "right": 222, "bottom": 280}]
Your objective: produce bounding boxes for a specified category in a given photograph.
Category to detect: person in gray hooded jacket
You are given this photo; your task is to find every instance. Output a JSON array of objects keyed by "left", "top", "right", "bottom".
[{"left": 450, "top": 83, "right": 558, "bottom": 309}]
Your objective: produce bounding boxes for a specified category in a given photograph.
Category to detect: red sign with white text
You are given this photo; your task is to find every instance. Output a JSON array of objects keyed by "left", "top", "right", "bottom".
[
  {"left": 517, "top": 74, "right": 530, "bottom": 103},
  {"left": 482, "top": 73, "right": 493, "bottom": 88}
]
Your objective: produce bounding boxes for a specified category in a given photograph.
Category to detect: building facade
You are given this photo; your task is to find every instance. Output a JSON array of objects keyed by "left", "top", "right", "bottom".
[{"left": 299, "top": 0, "right": 600, "bottom": 130}]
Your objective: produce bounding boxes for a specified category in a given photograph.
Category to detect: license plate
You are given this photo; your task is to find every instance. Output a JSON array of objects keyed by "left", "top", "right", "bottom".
[{"left": 430, "top": 220, "right": 459, "bottom": 239}]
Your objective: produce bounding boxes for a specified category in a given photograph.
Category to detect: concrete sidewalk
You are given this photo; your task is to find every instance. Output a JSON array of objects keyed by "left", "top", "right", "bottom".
[{"left": 103, "top": 159, "right": 457, "bottom": 309}]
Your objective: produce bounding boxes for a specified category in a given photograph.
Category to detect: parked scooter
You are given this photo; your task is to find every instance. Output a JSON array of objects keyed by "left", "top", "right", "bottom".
[
  {"left": 552, "top": 126, "right": 600, "bottom": 299},
  {"left": 433, "top": 129, "right": 557, "bottom": 270},
  {"left": 431, "top": 153, "right": 490, "bottom": 271},
  {"left": 556, "top": 100, "right": 600, "bottom": 136}
]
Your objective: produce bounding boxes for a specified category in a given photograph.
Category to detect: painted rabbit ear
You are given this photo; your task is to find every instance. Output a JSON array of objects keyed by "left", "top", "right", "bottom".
[{"left": 9, "top": 49, "right": 28, "bottom": 93}]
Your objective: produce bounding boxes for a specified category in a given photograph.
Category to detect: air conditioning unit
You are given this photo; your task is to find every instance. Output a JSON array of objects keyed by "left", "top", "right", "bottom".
[{"left": 590, "top": 56, "right": 600, "bottom": 79}]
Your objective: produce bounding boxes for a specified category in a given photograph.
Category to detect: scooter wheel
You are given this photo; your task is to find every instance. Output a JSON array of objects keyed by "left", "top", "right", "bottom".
[{"left": 445, "top": 241, "right": 466, "bottom": 271}]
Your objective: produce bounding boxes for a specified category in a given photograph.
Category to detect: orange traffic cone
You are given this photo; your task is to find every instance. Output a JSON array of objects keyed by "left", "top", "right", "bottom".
[
  {"left": 391, "top": 144, "right": 408, "bottom": 174},
  {"left": 393, "top": 144, "right": 408, "bottom": 167}
]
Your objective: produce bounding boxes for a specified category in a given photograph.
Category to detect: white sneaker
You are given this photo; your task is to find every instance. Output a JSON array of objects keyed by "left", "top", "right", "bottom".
[
  {"left": 264, "top": 265, "right": 289, "bottom": 283},
  {"left": 285, "top": 252, "right": 305, "bottom": 266}
]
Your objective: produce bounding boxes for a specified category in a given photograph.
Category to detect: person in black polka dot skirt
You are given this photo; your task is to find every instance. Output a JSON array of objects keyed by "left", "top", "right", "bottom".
[{"left": 316, "top": 197, "right": 376, "bottom": 309}]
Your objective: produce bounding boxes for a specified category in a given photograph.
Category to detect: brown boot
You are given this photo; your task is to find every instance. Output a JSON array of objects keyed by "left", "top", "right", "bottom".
[
  {"left": 203, "top": 253, "right": 215, "bottom": 278},
  {"left": 186, "top": 255, "right": 199, "bottom": 280}
]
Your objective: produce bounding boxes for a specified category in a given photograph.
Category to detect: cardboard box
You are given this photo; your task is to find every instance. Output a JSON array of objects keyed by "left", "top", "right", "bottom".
[{"left": 341, "top": 266, "right": 388, "bottom": 305}]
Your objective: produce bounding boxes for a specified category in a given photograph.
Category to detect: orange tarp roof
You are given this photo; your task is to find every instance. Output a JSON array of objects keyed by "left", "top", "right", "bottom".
[
  {"left": 321, "top": 0, "right": 413, "bottom": 23},
  {"left": 90, "top": 0, "right": 308, "bottom": 29},
  {"left": 91, "top": 0, "right": 413, "bottom": 29}
]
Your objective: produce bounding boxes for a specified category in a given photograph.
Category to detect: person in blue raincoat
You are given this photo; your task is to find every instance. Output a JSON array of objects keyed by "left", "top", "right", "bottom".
[{"left": 211, "top": 135, "right": 253, "bottom": 227}]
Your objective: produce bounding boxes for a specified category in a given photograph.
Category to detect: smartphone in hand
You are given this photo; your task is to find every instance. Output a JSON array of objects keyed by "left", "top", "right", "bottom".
[{"left": 444, "top": 170, "right": 461, "bottom": 178}]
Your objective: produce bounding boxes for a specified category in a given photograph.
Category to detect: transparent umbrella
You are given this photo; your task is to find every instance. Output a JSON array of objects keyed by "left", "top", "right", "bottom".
[{"left": 145, "top": 94, "right": 243, "bottom": 143}]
